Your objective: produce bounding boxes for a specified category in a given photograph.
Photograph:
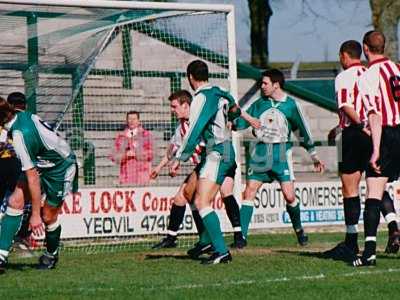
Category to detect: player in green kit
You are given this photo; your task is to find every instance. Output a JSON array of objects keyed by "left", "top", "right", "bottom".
[
  {"left": 234, "top": 69, "right": 324, "bottom": 245},
  {"left": 0, "top": 98, "right": 76, "bottom": 273},
  {"left": 170, "top": 60, "right": 243, "bottom": 264}
]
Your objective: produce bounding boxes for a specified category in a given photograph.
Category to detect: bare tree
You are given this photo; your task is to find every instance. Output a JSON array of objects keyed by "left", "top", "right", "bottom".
[
  {"left": 369, "top": 0, "right": 400, "bottom": 60},
  {"left": 296, "top": 0, "right": 400, "bottom": 60},
  {"left": 248, "top": 0, "right": 272, "bottom": 68}
]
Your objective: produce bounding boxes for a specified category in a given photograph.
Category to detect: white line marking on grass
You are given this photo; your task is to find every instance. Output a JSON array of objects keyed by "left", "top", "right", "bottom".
[{"left": 143, "top": 268, "right": 400, "bottom": 292}]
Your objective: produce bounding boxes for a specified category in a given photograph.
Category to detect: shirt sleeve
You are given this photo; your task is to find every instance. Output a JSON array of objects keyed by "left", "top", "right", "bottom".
[
  {"left": 291, "top": 101, "right": 316, "bottom": 155},
  {"left": 168, "top": 125, "right": 181, "bottom": 157},
  {"left": 358, "top": 69, "right": 381, "bottom": 115},
  {"left": 223, "top": 90, "right": 242, "bottom": 121},
  {"left": 234, "top": 102, "right": 256, "bottom": 130},
  {"left": 169, "top": 124, "right": 181, "bottom": 148},
  {"left": 335, "top": 73, "right": 353, "bottom": 109},
  {"left": 12, "top": 130, "right": 35, "bottom": 171}
]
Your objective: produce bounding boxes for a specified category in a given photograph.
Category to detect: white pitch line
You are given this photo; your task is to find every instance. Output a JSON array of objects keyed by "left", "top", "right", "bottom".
[{"left": 142, "top": 268, "right": 400, "bottom": 292}]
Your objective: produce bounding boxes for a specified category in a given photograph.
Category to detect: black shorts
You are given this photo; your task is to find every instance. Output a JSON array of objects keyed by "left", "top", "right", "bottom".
[
  {"left": 366, "top": 126, "right": 400, "bottom": 182},
  {"left": 225, "top": 163, "right": 236, "bottom": 179},
  {"left": 183, "top": 161, "right": 236, "bottom": 184},
  {"left": 338, "top": 126, "right": 372, "bottom": 174},
  {"left": 0, "top": 157, "right": 22, "bottom": 201}
]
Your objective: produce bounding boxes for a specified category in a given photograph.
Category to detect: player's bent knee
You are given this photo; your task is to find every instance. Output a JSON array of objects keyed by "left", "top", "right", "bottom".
[
  {"left": 284, "top": 196, "right": 295, "bottom": 204},
  {"left": 194, "top": 195, "right": 207, "bottom": 210},
  {"left": 342, "top": 181, "right": 359, "bottom": 197},
  {"left": 42, "top": 213, "right": 58, "bottom": 226},
  {"left": 42, "top": 207, "right": 60, "bottom": 225},
  {"left": 282, "top": 190, "right": 295, "bottom": 203},
  {"left": 243, "top": 188, "right": 257, "bottom": 201}
]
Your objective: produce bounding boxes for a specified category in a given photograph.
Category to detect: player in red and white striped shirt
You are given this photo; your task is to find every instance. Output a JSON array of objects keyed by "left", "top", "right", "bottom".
[
  {"left": 170, "top": 117, "right": 203, "bottom": 165},
  {"left": 353, "top": 31, "right": 400, "bottom": 267},
  {"left": 324, "top": 40, "right": 372, "bottom": 261},
  {"left": 150, "top": 90, "right": 208, "bottom": 250},
  {"left": 150, "top": 90, "right": 252, "bottom": 253},
  {"left": 336, "top": 63, "right": 367, "bottom": 129}
]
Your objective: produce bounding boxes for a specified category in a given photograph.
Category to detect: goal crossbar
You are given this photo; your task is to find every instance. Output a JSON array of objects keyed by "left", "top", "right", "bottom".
[{"left": 0, "top": 0, "right": 233, "bottom": 13}]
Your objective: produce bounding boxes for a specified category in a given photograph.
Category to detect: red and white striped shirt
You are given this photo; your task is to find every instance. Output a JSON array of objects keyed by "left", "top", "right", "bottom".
[
  {"left": 170, "top": 119, "right": 204, "bottom": 165},
  {"left": 358, "top": 57, "right": 400, "bottom": 127},
  {"left": 335, "top": 63, "right": 367, "bottom": 128}
]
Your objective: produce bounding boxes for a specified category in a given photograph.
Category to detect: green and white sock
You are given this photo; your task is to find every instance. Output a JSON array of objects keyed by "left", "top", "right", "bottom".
[
  {"left": 240, "top": 200, "right": 254, "bottom": 239},
  {"left": 190, "top": 204, "right": 211, "bottom": 245},
  {"left": 199, "top": 207, "right": 227, "bottom": 254},
  {"left": 45, "top": 220, "right": 61, "bottom": 255},
  {"left": 286, "top": 199, "right": 302, "bottom": 232},
  {"left": 0, "top": 207, "right": 23, "bottom": 255}
]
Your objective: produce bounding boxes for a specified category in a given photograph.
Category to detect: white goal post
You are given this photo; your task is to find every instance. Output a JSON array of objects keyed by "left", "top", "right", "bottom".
[{"left": 0, "top": 0, "right": 242, "bottom": 248}]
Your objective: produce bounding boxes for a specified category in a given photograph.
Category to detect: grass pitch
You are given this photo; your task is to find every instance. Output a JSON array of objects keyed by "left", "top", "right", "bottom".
[{"left": 1, "top": 231, "right": 400, "bottom": 300}]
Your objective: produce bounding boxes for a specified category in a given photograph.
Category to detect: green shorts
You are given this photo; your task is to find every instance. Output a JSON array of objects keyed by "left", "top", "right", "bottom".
[
  {"left": 246, "top": 144, "right": 294, "bottom": 183},
  {"left": 40, "top": 156, "right": 77, "bottom": 207},
  {"left": 198, "top": 150, "right": 236, "bottom": 185}
]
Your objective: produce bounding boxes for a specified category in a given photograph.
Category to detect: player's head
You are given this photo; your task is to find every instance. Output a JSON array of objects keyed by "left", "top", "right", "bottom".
[
  {"left": 362, "top": 30, "right": 385, "bottom": 60},
  {"left": 339, "top": 40, "right": 362, "bottom": 69},
  {"left": 126, "top": 110, "right": 140, "bottom": 129},
  {"left": 168, "top": 89, "right": 192, "bottom": 119},
  {"left": 187, "top": 60, "right": 208, "bottom": 90},
  {"left": 0, "top": 97, "right": 16, "bottom": 126},
  {"left": 7, "top": 91, "right": 26, "bottom": 111},
  {"left": 261, "top": 69, "right": 285, "bottom": 97}
]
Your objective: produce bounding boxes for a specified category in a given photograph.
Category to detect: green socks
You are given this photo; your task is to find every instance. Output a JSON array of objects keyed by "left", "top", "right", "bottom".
[
  {"left": 0, "top": 208, "right": 23, "bottom": 256},
  {"left": 199, "top": 229, "right": 212, "bottom": 245},
  {"left": 200, "top": 207, "right": 227, "bottom": 254},
  {"left": 240, "top": 200, "right": 254, "bottom": 239},
  {"left": 286, "top": 199, "right": 302, "bottom": 232},
  {"left": 45, "top": 222, "right": 62, "bottom": 255}
]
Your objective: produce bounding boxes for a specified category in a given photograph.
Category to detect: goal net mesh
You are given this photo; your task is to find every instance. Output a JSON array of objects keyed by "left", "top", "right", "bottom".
[{"left": 0, "top": 1, "right": 236, "bottom": 253}]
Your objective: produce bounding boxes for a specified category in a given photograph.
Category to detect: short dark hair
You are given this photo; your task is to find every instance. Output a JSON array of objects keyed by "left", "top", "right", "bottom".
[
  {"left": 168, "top": 89, "right": 192, "bottom": 105},
  {"left": 7, "top": 92, "right": 26, "bottom": 109},
  {"left": 187, "top": 60, "right": 208, "bottom": 81},
  {"left": 363, "top": 30, "right": 385, "bottom": 54},
  {"left": 340, "top": 40, "right": 362, "bottom": 59},
  {"left": 262, "top": 69, "right": 285, "bottom": 88},
  {"left": 126, "top": 110, "right": 140, "bottom": 119}
]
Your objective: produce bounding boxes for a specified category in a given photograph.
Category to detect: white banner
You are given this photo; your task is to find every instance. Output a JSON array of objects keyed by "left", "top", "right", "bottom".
[{"left": 58, "top": 181, "right": 400, "bottom": 239}]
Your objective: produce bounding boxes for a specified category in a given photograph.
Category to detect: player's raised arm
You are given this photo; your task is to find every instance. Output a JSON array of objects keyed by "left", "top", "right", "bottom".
[
  {"left": 239, "top": 110, "right": 261, "bottom": 129},
  {"left": 232, "top": 102, "right": 258, "bottom": 131}
]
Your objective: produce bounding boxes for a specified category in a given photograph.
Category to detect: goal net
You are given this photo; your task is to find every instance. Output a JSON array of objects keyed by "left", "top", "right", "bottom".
[{"left": 0, "top": 0, "right": 240, "bottom": 253}]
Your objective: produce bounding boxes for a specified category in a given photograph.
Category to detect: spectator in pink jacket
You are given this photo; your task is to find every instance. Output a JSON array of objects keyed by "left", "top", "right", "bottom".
[{"left": 110, "top": 111, "right": 153, "bottom": 185}]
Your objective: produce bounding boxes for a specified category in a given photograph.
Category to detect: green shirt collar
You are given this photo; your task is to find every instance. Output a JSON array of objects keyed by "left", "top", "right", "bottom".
[{"left": 194, "top": 83, "right": 212, "bottom": 95}]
